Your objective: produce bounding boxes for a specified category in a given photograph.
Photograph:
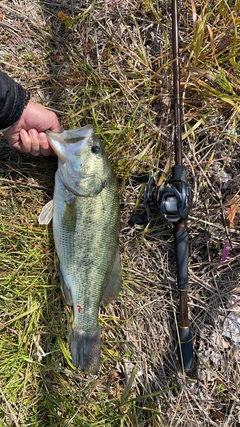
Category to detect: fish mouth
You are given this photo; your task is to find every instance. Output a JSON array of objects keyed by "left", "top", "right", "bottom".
[
  {"left": 63, "top": 125, "right": 94, "bottom": 144},
  {"left": 46, "top": 126, "right": 95, "bottom": 161}
]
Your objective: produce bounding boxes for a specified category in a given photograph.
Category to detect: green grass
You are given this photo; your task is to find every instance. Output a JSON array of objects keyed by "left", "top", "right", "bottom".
[{"left": 0, "top": 0, "right": 240, "bottom": 426}]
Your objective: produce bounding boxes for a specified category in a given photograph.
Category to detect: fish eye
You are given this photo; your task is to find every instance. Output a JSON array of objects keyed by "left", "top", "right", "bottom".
[{"left": 91, "top": 145, "right": 100, "bottom": 154}]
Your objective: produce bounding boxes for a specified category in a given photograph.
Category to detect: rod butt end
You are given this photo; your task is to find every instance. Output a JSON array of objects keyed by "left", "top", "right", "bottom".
[{"left": 179, "top": 327, "right": 194, "bottom": 372}]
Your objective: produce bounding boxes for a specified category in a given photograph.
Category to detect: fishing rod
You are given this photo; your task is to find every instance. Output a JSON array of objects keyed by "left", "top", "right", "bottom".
[
  {"left": 157, "top": 0, "right": 193, "bottom": 371},
  {"left": 129, "top": 0, "right": 194, "bottom": 371}
]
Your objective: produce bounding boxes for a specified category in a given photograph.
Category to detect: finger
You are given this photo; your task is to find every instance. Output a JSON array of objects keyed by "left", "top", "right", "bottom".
[
  {"left": 50, "top": 122, "right": 63, "bottom": 133},
  {"left": 38, "top": 132, "right": 54, "bottom": 156},
  {"left": 28, "top": 128, "right": 40, "bottom": 156},
  {"left": 18, "top": 129, "right": 32, "bottom": 153},
  {"left": 49, "top": 113, "right": 63, "bottom": 133}
]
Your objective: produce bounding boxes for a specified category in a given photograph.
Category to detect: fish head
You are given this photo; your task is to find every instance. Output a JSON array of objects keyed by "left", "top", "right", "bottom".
[{"left": 46, "top": 125, "right": 111, "bottom": 196}]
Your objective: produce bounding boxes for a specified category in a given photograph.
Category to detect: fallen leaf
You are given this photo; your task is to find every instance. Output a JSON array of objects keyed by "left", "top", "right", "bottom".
[
  {"left": 227, "top": 202, "right": 240, "bottom": 228},
  {"left": 58, "top": 11, "right": 71, "bottom": 21}
]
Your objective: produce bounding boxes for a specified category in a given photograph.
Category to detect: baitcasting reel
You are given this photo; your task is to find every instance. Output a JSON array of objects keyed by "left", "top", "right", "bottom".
[
  {"left": 129, "top": 164, "right": 191, "bottom": 226},
  {"left": 156, "top": 165, "right": 191, "bottom": 222}
]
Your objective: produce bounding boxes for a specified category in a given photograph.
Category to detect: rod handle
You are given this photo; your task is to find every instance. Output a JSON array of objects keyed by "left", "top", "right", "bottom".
[{"left": 179, "top": 326, "right": 194, "bottom": 371}]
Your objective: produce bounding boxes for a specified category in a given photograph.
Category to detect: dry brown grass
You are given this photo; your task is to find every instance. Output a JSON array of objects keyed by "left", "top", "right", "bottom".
[{"left": 0, "top": 0, "right": 240, "bottom": 426}]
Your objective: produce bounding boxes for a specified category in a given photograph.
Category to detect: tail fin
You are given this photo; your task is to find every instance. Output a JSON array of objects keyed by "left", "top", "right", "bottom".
[{"left": 70, "top": 326, "right": 101, "bottom": 374}]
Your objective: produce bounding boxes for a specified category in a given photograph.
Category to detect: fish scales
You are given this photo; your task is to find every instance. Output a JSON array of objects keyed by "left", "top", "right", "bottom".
[
  {"left": 54, "top": 172, "right": 119, "bottom": 328},
  {"left": 39, "top": 125, "right": 121, "bottom": 374}
]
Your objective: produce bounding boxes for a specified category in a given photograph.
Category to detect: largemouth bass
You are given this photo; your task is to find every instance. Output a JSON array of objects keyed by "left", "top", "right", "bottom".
[{"left": 39, "top": 125, "right": 121, "bottom": 374}]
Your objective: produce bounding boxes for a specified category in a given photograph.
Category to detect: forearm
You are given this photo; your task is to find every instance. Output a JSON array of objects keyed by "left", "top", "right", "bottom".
[{"left": 0, "top": 70, "right": 26, "bottom": 130}]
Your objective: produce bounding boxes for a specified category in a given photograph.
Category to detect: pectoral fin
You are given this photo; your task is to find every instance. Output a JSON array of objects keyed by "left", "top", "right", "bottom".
[{"left": 38, "top": 200, "right": 54, "bottom": 225}]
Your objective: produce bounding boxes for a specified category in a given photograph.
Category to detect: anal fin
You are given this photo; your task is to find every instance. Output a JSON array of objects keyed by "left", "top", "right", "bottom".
[
  {"left": 102, "top": 250, "right": 121, "bottom": 305},
  {"left": 59, "top": 268, "right": 73, "bottom": 306}
]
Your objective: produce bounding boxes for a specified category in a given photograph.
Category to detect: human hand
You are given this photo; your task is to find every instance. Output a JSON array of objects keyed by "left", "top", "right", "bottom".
[{"left": 3, "top": 100, "right": 62, "bottom": 156}]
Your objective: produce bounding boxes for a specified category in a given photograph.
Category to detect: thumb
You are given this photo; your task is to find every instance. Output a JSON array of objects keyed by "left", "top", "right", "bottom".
[{"left": 48, "top": 112, "right": 62, "bottom": 133}]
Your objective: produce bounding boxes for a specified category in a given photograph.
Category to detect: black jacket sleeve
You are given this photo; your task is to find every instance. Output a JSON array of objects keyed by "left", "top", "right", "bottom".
[{"left": 0, "top": 70, "right": 26, "bottom": 130}]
